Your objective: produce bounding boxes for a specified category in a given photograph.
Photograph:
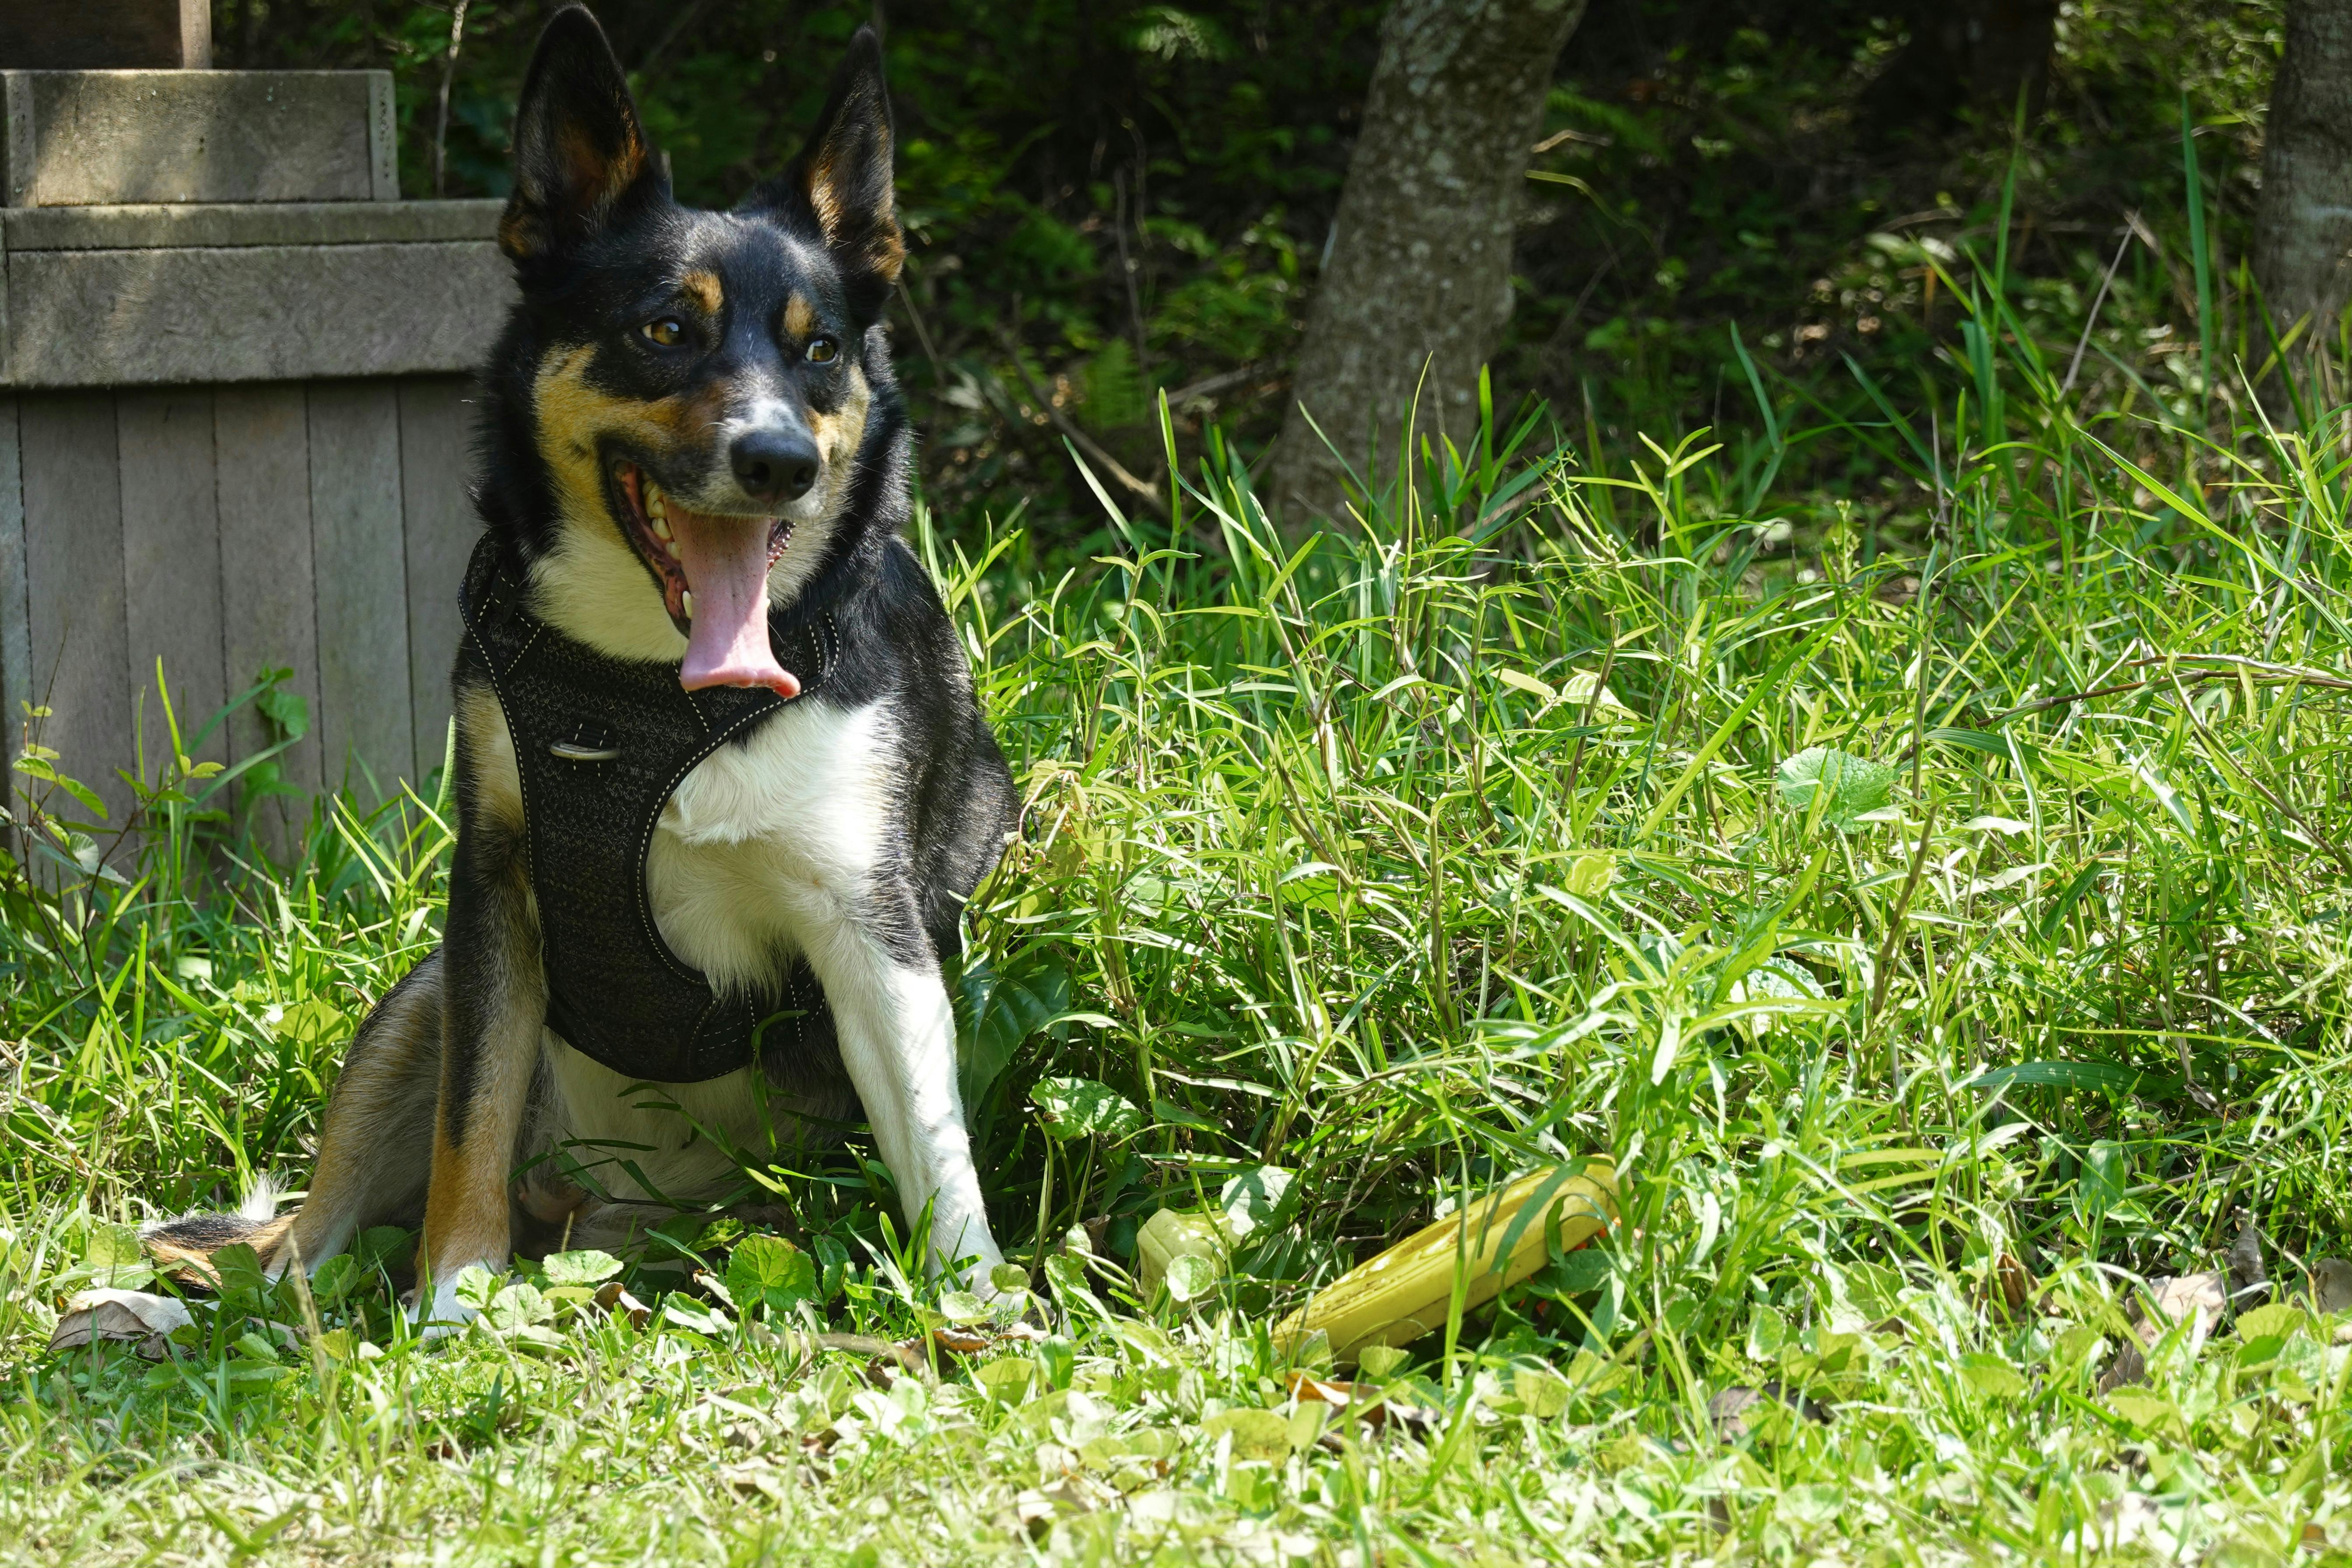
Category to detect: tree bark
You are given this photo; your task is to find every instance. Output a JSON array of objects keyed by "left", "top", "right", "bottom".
[
  {"left": 1273, "top": 0, "right": 1588, "bottom": 523},
  {"left": 2254, "top": 0, "right": 2352, "bottom": 379}
]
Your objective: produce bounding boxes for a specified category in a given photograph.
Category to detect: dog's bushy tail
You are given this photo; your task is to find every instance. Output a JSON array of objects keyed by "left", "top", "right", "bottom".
[{"left": 143, "top": 1176, "right": 298, "bottom": 1282}]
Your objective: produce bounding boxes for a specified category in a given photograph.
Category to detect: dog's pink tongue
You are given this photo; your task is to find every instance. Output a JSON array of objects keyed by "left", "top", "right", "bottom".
[{"left": 671, "top": 506, "right": 800, "bottom": 698}]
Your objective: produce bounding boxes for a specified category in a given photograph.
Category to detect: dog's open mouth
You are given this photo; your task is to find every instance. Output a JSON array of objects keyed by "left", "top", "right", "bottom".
[{"left": 610, "top": 460, "right": 800, "bottom": 697}]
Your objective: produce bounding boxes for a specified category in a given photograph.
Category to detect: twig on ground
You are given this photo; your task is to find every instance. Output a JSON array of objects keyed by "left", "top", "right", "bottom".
[{"left": 998, "top": 341, "right": 1169, "bottom": 518}]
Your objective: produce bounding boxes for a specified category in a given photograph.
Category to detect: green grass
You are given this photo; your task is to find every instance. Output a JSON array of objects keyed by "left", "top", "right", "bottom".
[{"left": 7, "top": 277, "right": 2352, "bottom": 1562}]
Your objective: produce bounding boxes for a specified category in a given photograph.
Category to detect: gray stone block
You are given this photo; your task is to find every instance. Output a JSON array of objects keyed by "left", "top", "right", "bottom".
[
  {"left": 1, "top": 240, "right": 514, "bottom": 387},
  {"left": 3, "top": 198, "right": 502, "bottom": 250},
  {"left": 0, "top": 70, "right": 397, "bottom": 207}
]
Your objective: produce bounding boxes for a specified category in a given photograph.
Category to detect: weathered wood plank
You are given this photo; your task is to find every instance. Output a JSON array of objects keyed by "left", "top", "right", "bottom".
[
  {"left": 308, "top": 380, "right": 412, "bottom": 796},
  {"left": 18, "top": 393, "right": 132, "bottom": 831},
  {"left": 117, "top": 388, "right": 228, "bottom": 770},
  {"left": 398, "top": 377, "right": 475, "bottom": 794},
  {"left": 0, "top": 397, "right": 26, "bottom": 786},
  {"left": 213, "top": 382, "right": 320, "bottom": 846}
]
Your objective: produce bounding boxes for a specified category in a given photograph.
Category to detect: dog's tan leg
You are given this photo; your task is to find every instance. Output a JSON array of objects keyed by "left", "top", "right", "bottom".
[
  {"left": 276, "top": 951, "right": 445, "bottom": 1271},
  {"left": 415, "top": 682, "right": 546, "bottom": 1334},
  {"left": 144, "top": 952, "right": 444, "bottom": 1284}
]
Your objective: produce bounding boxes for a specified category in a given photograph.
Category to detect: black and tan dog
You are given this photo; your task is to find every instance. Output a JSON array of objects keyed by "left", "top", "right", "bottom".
[{"left": 150, "top": 7, "right": 1019, "bottom": 1329}]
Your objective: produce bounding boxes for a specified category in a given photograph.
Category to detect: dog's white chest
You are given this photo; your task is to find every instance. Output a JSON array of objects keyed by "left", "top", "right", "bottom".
[{"left": 644, "top": 697, "right": 897, "bottom": 992}]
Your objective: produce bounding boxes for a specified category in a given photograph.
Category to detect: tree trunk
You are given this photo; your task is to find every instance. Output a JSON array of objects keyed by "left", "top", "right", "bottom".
[
  {"left": 1273, "top": 0, "right": 1588, "bottom": 523},
  {"left": 2254, "top": 0, "right": 2352, "bottom": 385}
]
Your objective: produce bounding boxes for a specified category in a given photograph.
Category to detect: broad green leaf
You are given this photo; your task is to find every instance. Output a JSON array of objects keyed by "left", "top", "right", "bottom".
[
  {"left": 972, "top": 1357, "right": 1036, "bottom": 1402},
  {"left": 2038, "top": 862, "right": 2108, "bottom": 942},
  {"left": 1200, "top": 1407, "right": 1292, "bottom": 1459},
  {"left": 309, "top": 1253, "right": 359, "bottom": 1303},
  {"left": 956, "top": 951, "right": 1070, "bottom": 1107},
  {"left": 2078, "top": 1140, "right": 2130, "bottom": 1219},
  {"left": 1545, "top": 1248, "right": 1613, "bottom": 1297},
  {"left": 1776, "top": 747, "right": 1895, "bottom": 832},
  {"left": 254, "top": 684, "right": 310, "bottom": 740},
  {"left": 1746, "top": 1304, "right": 1790, "bottom": 1361},
  {"left": 485, "top": 1281, "right": 551, "bottom": 1332},
  {"left": 814, "top": 1235, "right": 852, "bottom": 1303},
  {"left": 1959, "top": 1352, "right": 2027, "bottom": 1399},
  {"left": 212, "top": 1242, "right": 269, "bottom": 1305},
  {"left": 939, "top": 1290, "right": 990, "bottom": 1324},
  {"left": 727, "top": 1235, "right": 819, "bottom": 1318},
  {"left": 450, "top": 1263, "right": 503, "bottom": 1313},
  {"left": 1032, "top": 1077, "right": 1142, "bottom": 1142},
  {"left": 84, "top": 1221, "right": 144, "bottom": 1275},
  {"left": 2106, "top": 1389, "right": 2185, "bottom": 1435},
  {"left": 1561, "top": 852, "right": 1615, "bottom": 898},
  {"left": 355, "top": 1227, "right": 412, "bottom": 1273},
  {"left": 542, "top": 1249, "right": 624, "bottom": 1287},
  {"left": 265, "top": 996, "right": 346, "bottom": 1048},
  {"left": 1728, "top": 957, "right": 1826, "bottom": 1035},
  {"left": 1218, "top": 1165, "right": 1295, "bottom": 1238},
  {"left": 2236, "top": 1304, "right": 2306, "bottom": 1342},
  {"left": 1043, "top": 1252, "right": 1090, "bottom": 1301},
  {"left": 1513, "top": 1366, "right": 1573, "bottom": 1418},
  {"left": 1165, "top": 1252, "right": 1218, "bottom": 1303}
]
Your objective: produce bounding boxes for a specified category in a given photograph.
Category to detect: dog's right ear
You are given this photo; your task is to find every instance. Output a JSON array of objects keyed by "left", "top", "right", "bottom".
[{"left": 499, "top": 6, "right": 662, "bottom": 262}]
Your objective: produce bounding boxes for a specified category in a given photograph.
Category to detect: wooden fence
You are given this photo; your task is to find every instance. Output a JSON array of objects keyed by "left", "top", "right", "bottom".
[
  {"left": 1, "top": 376, "right": 476, "bottom": 827},
  {"left": 0, "top": 58, "right": 511, "bottom": 844}
]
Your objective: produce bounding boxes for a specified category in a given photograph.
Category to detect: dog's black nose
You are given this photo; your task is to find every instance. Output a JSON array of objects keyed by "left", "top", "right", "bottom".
[{"left": 730, "top": 429, "right": 820, "bottom": 505}]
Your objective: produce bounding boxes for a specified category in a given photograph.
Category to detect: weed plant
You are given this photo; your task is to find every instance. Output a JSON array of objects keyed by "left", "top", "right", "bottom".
[{"left": 2, "top": 247, "right": 2351, "bottom": 1561}]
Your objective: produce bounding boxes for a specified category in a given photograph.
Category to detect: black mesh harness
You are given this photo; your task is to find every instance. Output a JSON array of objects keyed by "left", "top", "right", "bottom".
[{"left": 459, "top": 534, "right": 837, "bottom": 1083}]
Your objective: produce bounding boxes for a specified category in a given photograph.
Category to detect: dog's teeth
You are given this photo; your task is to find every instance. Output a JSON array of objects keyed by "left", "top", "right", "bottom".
[
  {"left": 652, "top": 514, "right": 672, "bottom": 540},
  {"left": 666, "top": 539, "right": 681, "bottom": 558},
  {"left": 681, "top": 590, "right": 695, "bottom": 618}
]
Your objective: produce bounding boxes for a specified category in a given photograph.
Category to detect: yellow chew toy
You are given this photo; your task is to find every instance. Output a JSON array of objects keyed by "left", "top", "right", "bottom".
[{"left": 1273, "top": 1159, "right": 1618, "bottom": 1361}]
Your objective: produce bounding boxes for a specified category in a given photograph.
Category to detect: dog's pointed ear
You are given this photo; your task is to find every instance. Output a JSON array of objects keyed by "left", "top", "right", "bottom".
[
  {"left": 744, "top": 28, "right": 903, "bottom": 292},
  {"left": 500, "top": 6, "right": 661, "bottom": 262}
]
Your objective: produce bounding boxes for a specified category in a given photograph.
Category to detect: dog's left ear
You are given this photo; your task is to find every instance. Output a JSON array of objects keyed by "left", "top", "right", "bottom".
[{"left": 744, "top": 28, "right": 903, "bottom": 298}]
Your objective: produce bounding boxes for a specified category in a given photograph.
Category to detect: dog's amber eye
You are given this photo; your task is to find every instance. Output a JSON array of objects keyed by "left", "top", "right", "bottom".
[
  {"left": 807, "top": 336, "right": 839, "bottom": 364},
  {"left": 641, "top": 317, "right": 687, "bottom": 347}
]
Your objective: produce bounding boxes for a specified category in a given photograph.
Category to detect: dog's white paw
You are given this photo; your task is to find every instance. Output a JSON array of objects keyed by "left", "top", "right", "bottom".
[{"left": 408, "top": 1262, "right": 499, "bottom": 1341}]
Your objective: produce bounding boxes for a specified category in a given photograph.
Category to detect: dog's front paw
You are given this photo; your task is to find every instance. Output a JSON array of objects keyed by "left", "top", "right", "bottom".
[{"left": 408, "top": 1261, "right": 502, "bottom": 1341}]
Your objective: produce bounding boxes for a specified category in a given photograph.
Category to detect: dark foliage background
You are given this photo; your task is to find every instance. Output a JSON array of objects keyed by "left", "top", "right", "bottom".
[{"left": 215, "top": 0, "right": 2284, "bottom": 549}]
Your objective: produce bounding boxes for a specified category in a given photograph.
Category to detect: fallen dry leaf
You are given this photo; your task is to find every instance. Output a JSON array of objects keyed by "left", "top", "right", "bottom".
[
  {"left": 1285, "top": 1371, "right": 1436, "bottom": 1435},
  {"left": 2097, "top": 1271, "right": 2228, "bottom": 1393},
  {"left": 49, "top": 1288, "right": 193, "bottom": 1360},
  {"left": 2227, "top": 1211, "right": 2268, "bottom": 1298},
  {"left": 1006, "top": 1476, "right": 1112, "bottom": 1541},
  {"left": 1988, "top": 1252, "right": 2036, "bottom": 1317},
  {"left": 805, "top": 1333, "right": 938, "bottom": 1385},
  {"left": 1286, "top": 1371, "right": 1357, "bottom": 1407},
  {"left": 719, "top": 1460, "right": 789, "bottom": 1501},
  {"left": 2307, "top": 1258, "right": 2352, "bottom": 1316},
  {"left": 1708, "top": 1382, "right": 1832, "bottom": 1441},
  {"left": 593, "top": 1280, "right": 650, "bottom": 1329}
]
